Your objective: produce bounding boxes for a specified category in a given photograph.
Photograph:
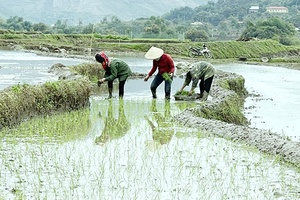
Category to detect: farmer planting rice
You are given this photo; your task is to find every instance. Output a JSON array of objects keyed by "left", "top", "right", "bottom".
[
  {"left": 176, "top": 61, "right": 215, "bottom": 101},
  {"left": 95, "top": 51, "right": 132, "bottom": 99},
  {"left": 144, "top": 46, "right": 175, "bottom": 100}
]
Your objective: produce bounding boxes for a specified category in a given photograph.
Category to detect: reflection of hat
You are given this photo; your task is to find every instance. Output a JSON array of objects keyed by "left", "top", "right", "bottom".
[
  {"left": 175, "top": 62, "right": 192, "bottom": 75},
  {"left": 145, "top": 46, "right": 164, "bottom": 60}
]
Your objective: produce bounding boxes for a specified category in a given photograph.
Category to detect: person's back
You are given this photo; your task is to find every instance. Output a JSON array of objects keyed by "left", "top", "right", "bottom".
[
  {"left": 190, "top": 61, "right": 215, "bottom": 81},
  {"left": 109, "top": 58, "right": 132, "bottom": 81}
]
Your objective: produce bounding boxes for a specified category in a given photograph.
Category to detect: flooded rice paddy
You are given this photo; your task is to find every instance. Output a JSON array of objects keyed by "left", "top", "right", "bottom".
[
  {"left": 0, "top": 49, "right": 85, "bottom": 91},
  {"left": 0, "top": 50, "right": 300, "bottom": 199},
  {"left": 1, "top": 98, "right": 300, "bottom": 199},
  {"left": 216, "top": 63, "right": 300, "bottom": 142}
]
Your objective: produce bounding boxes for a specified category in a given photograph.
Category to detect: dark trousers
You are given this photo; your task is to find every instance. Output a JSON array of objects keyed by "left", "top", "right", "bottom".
[
  {"left": 199, "top": 76, "right": 214, "bottom": 93},
  {"left": 150, "top": 73, "right": 172, "bottom": 98},
  {"left": 108, "top": 79, "right": 127, "bottom": 97}
]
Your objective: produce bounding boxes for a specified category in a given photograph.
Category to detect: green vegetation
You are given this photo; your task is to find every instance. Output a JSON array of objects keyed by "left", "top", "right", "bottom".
[
  {"left": 1, "top": 108, "right": 91, "bottom": 143},
  {"left": 162, "top": 72, "right": 173, "bottom": 83},
  {"left": 1, "top": 99, "right": 299, "bottom": 199},
  {"left": 0, "top": 0, "right": 299, "bottom": 43},
  {"left": 175, "top": 90, "right": 191, "bottom": 96},
  {"left": 241, "top": 17, "right": 296, "bottom": 45},
  {"left": 199, "top": 94, "right": 248, "bottom": 125},
  {"left": 1, "top": 31, "right": 299, "bottom": 61},
  {"left": 217, "top": 75, "right": 248, "bottom": 97},
  {"left": 191, "top": 75, "right": 249, "bottom": 125},
  {"left": 0, "top": 79, "right": 92, "bottom": 130},
  {"left": 70, "top": 63, "right": 104, "bottom": 83}
]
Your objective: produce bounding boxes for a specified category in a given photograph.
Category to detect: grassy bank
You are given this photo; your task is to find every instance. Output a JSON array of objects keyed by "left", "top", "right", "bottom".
[
  {"left": 1, "top": 32, "right": 299, "bottom": 60},
  {"left": 0, "top": 79, "right": 92, "bottom": 130}
]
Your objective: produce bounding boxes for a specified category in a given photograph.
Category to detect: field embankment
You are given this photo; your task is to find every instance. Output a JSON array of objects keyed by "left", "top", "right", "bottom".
[{"left": 1, "top": 32, "right": 300, "bottom": 62}]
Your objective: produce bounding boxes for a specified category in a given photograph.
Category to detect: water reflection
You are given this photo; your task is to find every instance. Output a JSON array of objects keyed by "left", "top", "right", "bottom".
[
  {"left": 216, "top": 63, "right": 300, "bottom": 141},
  {"left": 145, "top": 100, "right": 174, "bottom": 144},
  {"left": 95, "top": 99, "right": 130, "bottom": 144},
  {"left": 0, "top": 49, "right": 86, "bottom": 90}
]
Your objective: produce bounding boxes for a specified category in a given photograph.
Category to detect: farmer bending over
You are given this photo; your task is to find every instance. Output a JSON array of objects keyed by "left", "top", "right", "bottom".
[{"left": 177, "top": 61, "right": 215, "bottom": 101}]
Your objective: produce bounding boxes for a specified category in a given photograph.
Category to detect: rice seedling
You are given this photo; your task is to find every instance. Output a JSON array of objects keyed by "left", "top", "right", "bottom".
[{"left": 0, "top": 98, "right": 299, "bottom": 199}]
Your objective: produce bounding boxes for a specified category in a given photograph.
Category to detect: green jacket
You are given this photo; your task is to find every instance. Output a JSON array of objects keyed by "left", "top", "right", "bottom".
[
  {"left": 104, "top": 58, "right": 132, "bottom": 82},
  {"left": 184, "top": 61, "right": 215, "bottom": 89}
]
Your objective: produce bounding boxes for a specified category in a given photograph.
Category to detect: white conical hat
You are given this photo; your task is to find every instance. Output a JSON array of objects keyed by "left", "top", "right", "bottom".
[{"left": 145, "top": 46, "right": 164, "bottom": 59}]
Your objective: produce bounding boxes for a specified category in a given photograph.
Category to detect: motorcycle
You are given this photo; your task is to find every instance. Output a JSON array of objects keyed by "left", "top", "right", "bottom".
[{"left": 188, "top": 46, "right": 213, "bottom": 58}]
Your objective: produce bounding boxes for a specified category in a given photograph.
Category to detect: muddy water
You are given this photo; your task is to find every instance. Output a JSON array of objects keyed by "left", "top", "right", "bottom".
[
  {"left": 1, "top": 51, "right": 300, "bottom": 199},
  {"left": 0, "top": 50, "right": 87, "bottom": 90},
  {"left": 0, "top": 50, "right": 299, "bottom": 139},
  {"left": 2, "top": 98, "right": 300, "bottom": 199},
  {"left": 121, "top": 56, "right": 300, "bottom": 141},
  {"left": 216, "top": 63, "right": 300, "bottom": 141}
]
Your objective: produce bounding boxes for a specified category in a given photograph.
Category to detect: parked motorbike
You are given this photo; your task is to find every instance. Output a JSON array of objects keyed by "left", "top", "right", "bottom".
[{"left": 188, "top": 46, "right": 213, "bottom": 58}]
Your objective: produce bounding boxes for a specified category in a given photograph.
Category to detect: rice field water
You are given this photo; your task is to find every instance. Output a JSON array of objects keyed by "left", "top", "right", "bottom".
[{"left": 0, "top": 97, "right": 300, "bottom": 200}]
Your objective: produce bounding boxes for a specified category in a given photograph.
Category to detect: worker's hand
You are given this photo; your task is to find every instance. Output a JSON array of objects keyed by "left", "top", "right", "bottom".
[
  {"left": 97, "top": 80, "right": 102, "bottom": 87},
  {"left": 97, "top": 78, "right": 105, "bottom": 86},
  {"left": 144, "top": 75, "right": 149, "bottom": 82},
  {"left": 99, "top": 78, "right": 106, "bottom": 84},
  {"left": 169, "top": 72, "right": 174, "bottom": 78}
]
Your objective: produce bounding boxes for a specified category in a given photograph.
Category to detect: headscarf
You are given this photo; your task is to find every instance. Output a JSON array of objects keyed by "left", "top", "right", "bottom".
[{"left": 95, "top": 51, "right": 110, "bottom": 69}]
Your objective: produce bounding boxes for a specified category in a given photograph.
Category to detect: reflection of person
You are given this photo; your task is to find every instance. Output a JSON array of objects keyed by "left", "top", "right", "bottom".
[
  {"left": 95, "top": 99, "right": 130, "bottom": 144},
  {"left": 144, "top": 100, "right": 173, "bottom": 144},
  {"left": 178, "top": 61, "right": 215, "bottom": 101},
  {"left": 144, "top": 46, "right": 175, "bottom": 100},
  {"left": 95, "top": 51, "right": 132, "bottom": 98}
]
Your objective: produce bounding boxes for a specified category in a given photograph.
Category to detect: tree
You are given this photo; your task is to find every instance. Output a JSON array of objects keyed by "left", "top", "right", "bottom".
[
  {"left": 82, "top": 23, "right": 94, "bottom": 34},
  {"left": 184, "top": 28, "right": 208, "bottom": 41},
  {"left": 32, "top": 23, "right": 48, "bottom": 32},
  {"left": 240, "top": 17, "right": 296, "bottom": 41},
  {"left": 23, "top": 21, "right": 32, "bottom": 31}
]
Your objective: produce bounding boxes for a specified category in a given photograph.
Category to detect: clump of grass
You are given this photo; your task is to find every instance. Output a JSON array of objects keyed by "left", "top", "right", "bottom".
[
  {"left": 70, "top": 63, "right": 105, "bottom": 83},
  {"left": 193, "top": 94, "right": 248, "bottom": 125},
  {"left": 0, "top": 79, "right": 92, "bottom": 130},
  {"left": 218, "top": 75, "right": 248, "bottom": 97}
]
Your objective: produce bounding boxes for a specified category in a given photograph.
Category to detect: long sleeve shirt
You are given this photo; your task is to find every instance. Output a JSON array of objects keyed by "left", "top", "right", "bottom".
[
  {"left": 147, "top": 53, "right": 175, "bottom": 76},
  {"left": 184, "top": 61, "right": 215, "bottom": 89},
  {"left": 104, "top": 58, "right": 132, "bottom": 82}
]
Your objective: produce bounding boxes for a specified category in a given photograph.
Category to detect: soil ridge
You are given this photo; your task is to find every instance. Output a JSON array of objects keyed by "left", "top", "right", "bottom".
[{"left": 173, "top": 70, "right": 300, "bottom": 168}]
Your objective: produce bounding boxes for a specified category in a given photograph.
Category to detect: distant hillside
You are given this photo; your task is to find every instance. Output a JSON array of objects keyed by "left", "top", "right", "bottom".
[{"left": 0, "top": 0, "right": 211, "bottom": 25}]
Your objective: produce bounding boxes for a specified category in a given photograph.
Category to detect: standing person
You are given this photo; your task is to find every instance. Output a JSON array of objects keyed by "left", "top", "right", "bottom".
[
  {"left": 178, "top": 61, "right": 215, "bottom": 101},
  {"left": 144, "top": 46, "right": 175, "bottom": 100},
  {"left": 95, "top": 51, "right": 132, "bottom": 99}
]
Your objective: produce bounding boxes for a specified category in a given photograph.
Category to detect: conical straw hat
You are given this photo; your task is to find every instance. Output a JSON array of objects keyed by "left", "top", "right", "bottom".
[{"left": 145, "top": 46, "right": 164, "bottom": 59}]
